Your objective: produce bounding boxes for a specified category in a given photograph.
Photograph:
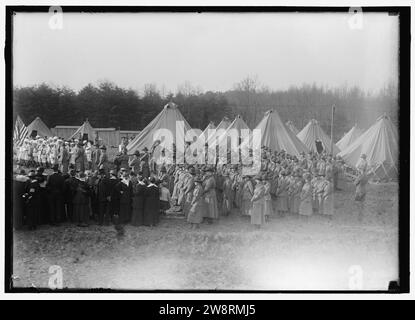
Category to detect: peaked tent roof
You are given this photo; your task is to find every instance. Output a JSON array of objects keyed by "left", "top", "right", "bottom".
[
  {"left": 127, "top": 102, "right": 191, "bottom": 154},
  {"left": 199, "top": 122, "right": 216, "bottom": 140},
  {"left": 241, "top": 110, "right": 308, "bottom": 156},
  {"left": 69, "top": 119, "right": 96, "bottom": 140},
  {"left": 216, "top": 115, "right": 250, "bottom": 148},
  {"left": 205, "top": 116, "right": 232, "bottom": 146},
  {"left": 336, "top": 125, "right": 363, "bottom": 151},
  {"left": 297, "top": 119, "right": 340, "bottom": 155},
  {"left": 27, "top": 117, "right": 53, "bottom": 137},
  {"left": 286, "top": 120, "right": 300, "bottom": 135},
  {"left": 338, "top": 115, "right": 398, "bottom": 180}
]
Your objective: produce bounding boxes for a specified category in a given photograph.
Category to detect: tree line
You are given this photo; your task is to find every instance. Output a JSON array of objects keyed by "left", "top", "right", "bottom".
[{"left": 13, "top": 78, "right": 398, "bottom": 141}]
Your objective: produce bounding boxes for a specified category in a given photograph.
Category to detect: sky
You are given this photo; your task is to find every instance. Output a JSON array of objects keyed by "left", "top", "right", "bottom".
[{"left": 13, "top": 11, "right": 399, "bottom": 94}]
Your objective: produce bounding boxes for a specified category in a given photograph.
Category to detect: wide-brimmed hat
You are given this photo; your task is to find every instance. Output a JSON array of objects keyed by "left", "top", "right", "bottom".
[{"left": 99, "top": 145, "right": 107, "bottom": 150}]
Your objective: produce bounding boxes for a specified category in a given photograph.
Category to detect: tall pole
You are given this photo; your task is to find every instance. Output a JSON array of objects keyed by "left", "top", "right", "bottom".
[{"left": 330, "top": 104, "right": 335, "bottom": 155}]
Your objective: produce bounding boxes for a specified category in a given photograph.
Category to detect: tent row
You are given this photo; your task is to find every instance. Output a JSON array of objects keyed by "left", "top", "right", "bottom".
[
  {"left": 17, "top": 104, "right": 398, "bottom": 179},
  {"left": 16, "top": 117, "right": 140, "bottom": 147}
]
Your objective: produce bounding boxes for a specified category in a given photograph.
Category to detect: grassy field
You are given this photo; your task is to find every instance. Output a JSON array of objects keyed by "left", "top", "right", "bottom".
[{"left": 12, "top": 182, "right": 399, "bottom": 291}]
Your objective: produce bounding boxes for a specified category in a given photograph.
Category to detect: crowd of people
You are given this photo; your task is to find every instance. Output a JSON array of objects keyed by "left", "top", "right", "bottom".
[{"left": 13, "top": 135, "right": 371, "bottom": 231}]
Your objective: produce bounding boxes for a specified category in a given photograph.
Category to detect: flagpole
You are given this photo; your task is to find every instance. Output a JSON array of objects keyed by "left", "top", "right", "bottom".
[{"left": 330, "top": 104, "right": 335, "bottom": 155}]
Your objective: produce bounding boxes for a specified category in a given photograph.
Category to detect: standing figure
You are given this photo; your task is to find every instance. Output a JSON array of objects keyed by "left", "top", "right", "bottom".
[
  {"left": 221, "top": 173, "right": 233, "bottom": 216},
  {"left": 96, "top": 168, "right": 111, "bottom": 225},
  {"left": 131, "top": 174, "right": 146, "bottom": 226},
  {"left": 72, "top": 172, "right": 91, "bottom": 226},
  {"left": 24, "top": 171, "right": 41, "bottom": 230},
  {"left": 299, "top": 173, "right": 313, "bottom": 217},
  {"left": 322, "top": 173, "right": 334, "bottom": 217},
  {"left": 46, "top": 164, "right": 65, "bottom": 225},
  {"left": 262, "top": 174, "right": 273, "bottom": 219},
  {"left": 354, "top": 170, "right": 370, "bottom": 222},
  {"left": 114, "top": 171, "right": 133, "bottom": 224},
  {"left": 187, "top": 177, "right": 206, "bottom": 229},
  {"left": 251, "top": 175, "right": 265, "bottom": 228},
  {"left": 203, "top": 168, "right": 219, "bottom": 222},
  {"left": 241, "top": 176, "right": 254, "bottom": 216},
  {"left": 63, "top": 170, "right": 78, "bottom": 222},
  {"left": 143, "top": 177, "right": 160, "bottom": 226},
  {"left": 98, "top": 146, "right": 109, "bottom": 176}
]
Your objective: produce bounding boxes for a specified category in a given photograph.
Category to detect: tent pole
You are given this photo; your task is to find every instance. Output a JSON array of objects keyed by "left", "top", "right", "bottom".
[{"left": 330, "top": 104, "right": 335, "bottom": 155}]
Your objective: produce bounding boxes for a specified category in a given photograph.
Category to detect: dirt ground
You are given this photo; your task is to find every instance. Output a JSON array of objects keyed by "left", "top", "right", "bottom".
[{"left": 12, "top": 182, "right": 399, "bottom": 291}]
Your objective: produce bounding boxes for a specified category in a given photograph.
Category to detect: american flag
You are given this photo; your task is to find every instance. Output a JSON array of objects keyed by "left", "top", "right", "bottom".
[{"left": 13, "top": 115, "right": 28, "bottom": 147}]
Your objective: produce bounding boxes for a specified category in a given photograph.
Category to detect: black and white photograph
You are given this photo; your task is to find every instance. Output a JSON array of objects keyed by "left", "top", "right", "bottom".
[{"left": 4, "top": 4, "right": 410, "bottom": 295}]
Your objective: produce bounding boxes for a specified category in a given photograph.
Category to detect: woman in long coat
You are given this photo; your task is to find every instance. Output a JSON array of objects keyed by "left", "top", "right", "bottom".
[
  {"left": 187, "top": 177, "right": 206, "bottom": 228},
  {"left": 299, "top": 173, "right": 313, "bottom": 217},
  {"left": 262, "top": 174, "right": 273, "bottom": 220},
  {"left": 203, "top": 168, "right": 219, "bottom": 222},
  {"left": 221, "top": 174, "right": 233, "bottom": 216},
  {"left": 131, "top": 175, "right": 146, "bottom": 226},
  {"left": 241, "top": 176, "right": 254, "bottom": 216},
  {"left": 322, "top": 173, "right": 334, "bottom": 217},
  {"left": 115, "top": 172, "right": 133, "bottom": 224},
  {"left": 251, "top": 175, "right": 265, "bottom": 228},
  {"left": 73, "top": 172, "right": 91, "bottom": 226},
  {"left": 143, "top": 177, "right": 160, "bottom": 226},
  {"left": 276, "top": 171, "right": 289, "bottom": 216}
]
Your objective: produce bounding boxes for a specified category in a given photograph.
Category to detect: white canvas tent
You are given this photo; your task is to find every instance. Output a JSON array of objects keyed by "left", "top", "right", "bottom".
[
  {"left": 338, "top": 115, "right": 398, "bottom": 180},
  {"left": 286, "top": 120, "right": 300, "bottom": 135},
  {"left": 297, "top": 119, "right": 340, "bottom": 155},
  {"left": 27, "top": 117, "right": 53, "bottom": 137},
  {"left": 336, "top": 124, "right": 363, "bottom": 151},
  {"left": 216, "top": 115, "right": 249, "bottom": 149},
  {"left": 240, "top": 109, "right": 308, "bottom": 156},
  {"left": 126, "top": 102, "right": 191, "bottom": 155},
  {"left": 199, "top": 122, "right": 216, "bottom": 140},
  {"left": 205, "top": 116, "right": 232, "bottom": 147},
  {"left": 69, "top": 119, "right": 96, "bottom": 140}
]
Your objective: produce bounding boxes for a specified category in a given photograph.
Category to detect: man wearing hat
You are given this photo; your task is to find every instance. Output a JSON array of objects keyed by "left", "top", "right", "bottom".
[
  {"left": 107, "top": 169, "right": 120, "bottom": 222},
  {"left": 98, "top": 145, "right": 109, "bottom": 176},
  {"left": 59, "top": 141, "right": 70, "bottom": 174},
  {"left": 356, "top": 153, "right": 368, "bottom": 174},
  {"left": 46, "top": 164, "right": 65, "bottom": 225},
  {"left": 91, "top": 143, "right": 101, "bottom": 172},
  {"left": 24, "top": 171, "right": 41, "bottom": 230},
  {"left": 139, "top": 147, "right": 150, "bottom": 179},
  {"left": 96, "top": 168, "right": 111, "bottom": 225},
  {"left": 129, "top": 150, "right": 141, "bottom": 174},
  {"left": 63, "top": 169, "right": 79, "bottom": 222}
]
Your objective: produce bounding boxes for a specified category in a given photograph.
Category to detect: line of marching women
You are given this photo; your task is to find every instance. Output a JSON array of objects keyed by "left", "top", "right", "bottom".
[{"left": 13, "top": 142, "right": 359, "bottom": 231}]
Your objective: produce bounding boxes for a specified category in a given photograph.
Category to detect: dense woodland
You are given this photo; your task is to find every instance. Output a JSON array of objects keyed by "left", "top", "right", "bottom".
[{"left": 13, "top": 77, "right": 399, "bottom": 141}]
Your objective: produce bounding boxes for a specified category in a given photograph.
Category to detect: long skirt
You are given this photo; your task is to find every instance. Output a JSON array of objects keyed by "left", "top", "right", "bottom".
[
  {"left": 119, "top": 203, "right": 131, "bottom": 223},
  {"left": 204, "top": 190, "right": 219, "bottom": 219},
  {"left": 277, "top": 195, "right": 289, "bottom": 212},
  {"left": 187, "top": 201, "right": 205, "bottom": 224},
  {"left": 299, "top": 198, "right": 313, "bottom": 216},
  {"left": 264, "top": 198, "right": 272, "bottom": 216},
  {"left": 131, "top": 197, "right": 144, "bottom": 226},
  {"left": 312, "top": 195, "right": 319, "bottom": 212},
  {"left": 73, "top": 204, "right": 89, "bottom": 224},
  {"left": 183, "top": 193, "right": 192, "bottom": 217},
  {"left": 241, "top": 199, "right": 252, "bottom": 216},
  {"left": 290, "top": 195, "right": 300, "bottom": 214},
  {"left": 322, "top": 195, "right": 334, "bottom": 215},
  {"left": 221, "top": 197, "right": 232, "bottom": 216},
  {"left": 251, "top": 200, "right": 265, "bottom": 226}
]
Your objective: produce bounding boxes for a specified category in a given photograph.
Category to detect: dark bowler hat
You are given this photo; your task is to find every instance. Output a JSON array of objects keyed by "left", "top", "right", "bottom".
[{"left": 100, "top": 145, "right": 107, "bottom": 150}]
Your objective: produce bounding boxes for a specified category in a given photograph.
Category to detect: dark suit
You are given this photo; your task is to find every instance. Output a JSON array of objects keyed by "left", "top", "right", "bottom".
[
  {"left": 47, "top": 172, "right": 65, "bottom": 224},
  {"left": 64, "top": 177, "right": 79, "bottom": 222},
  {"left": 114, "top": 180, "right": 133, "bottom": 224},
  {"left": 96, "top": 176, "right": 111, "bottom": 224},
  {"left": 144, "top": 184, "right": 160, "bottom": 226}
]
